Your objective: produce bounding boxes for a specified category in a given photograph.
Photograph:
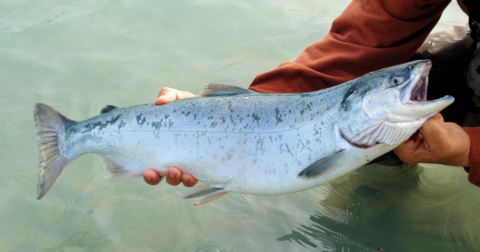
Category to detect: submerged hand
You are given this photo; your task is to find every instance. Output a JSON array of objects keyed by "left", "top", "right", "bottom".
[
  {"left": 143, "top": 87, "right": 198, "bottom": 187},
  {"left": 394, "top": 113, "right": 471, "bottom": 167}
]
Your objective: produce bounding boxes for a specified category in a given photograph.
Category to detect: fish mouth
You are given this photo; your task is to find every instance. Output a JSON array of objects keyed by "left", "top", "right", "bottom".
[
  {"left": 410, "top": 74, "right": 427, "bottom": 102},
  {"left": 401, "top": 61, "right": 430, "bottom": 104},
  {"left": 389, "top": 61, "right": 454, "bottom": 122}
]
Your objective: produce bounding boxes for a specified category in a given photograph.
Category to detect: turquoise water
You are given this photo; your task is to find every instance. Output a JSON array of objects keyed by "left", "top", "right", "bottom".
[{"left": 1, "top": 0, "right": 479, "bottom": 251}]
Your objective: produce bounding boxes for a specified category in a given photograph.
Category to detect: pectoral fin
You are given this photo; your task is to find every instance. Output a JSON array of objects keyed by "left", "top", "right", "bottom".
[
  {"left": 182, "top": 185, "right": 228, "bottom": 207},
  {"left": 297, "top": 150, "right": 345, "bottom": 179}
]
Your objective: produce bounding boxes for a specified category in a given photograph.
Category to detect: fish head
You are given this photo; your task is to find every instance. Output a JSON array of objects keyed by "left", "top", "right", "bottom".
[{"left": 336, "top": 60, "right": 454, "bottom": 148}]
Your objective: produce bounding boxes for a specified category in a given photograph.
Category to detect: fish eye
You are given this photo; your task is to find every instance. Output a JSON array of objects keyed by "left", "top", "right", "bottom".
[{"left": 391, "top": 76, "right": 404, "bottom": 85}]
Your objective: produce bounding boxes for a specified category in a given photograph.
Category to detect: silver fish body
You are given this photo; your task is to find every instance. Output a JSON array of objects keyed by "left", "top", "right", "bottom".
[{"left": 34, "top": 60, "right": 454, "bottom": 206}]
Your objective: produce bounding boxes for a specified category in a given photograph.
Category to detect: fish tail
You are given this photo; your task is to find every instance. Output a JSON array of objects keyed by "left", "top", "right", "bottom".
[{"left": 34, "top": 103, "right": 75, "bottom": 200}]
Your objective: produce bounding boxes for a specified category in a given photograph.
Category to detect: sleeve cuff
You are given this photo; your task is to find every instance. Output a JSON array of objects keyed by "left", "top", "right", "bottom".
[{"left": 464, "top": 127, "right": 480, "bottom": 186}]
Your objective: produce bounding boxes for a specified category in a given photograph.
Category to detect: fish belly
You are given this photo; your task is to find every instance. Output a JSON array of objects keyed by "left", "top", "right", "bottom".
[{"left": 63, "top": 119, "right": 337, "bottom": 195}]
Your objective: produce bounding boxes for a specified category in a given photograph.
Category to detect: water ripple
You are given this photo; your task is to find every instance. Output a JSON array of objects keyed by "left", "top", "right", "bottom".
[
  {"left": 172, "top": 232, "right": 244, "bottom": 252},
  {"left": 0, "top": 0, "right": 111, "bottom": 33}
]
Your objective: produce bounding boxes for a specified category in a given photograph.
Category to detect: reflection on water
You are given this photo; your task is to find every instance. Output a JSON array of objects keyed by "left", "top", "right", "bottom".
[
  {"left": 278, "top": 164, "right": 480, "bottom": 251},
  {"left": 42, "top": 231, "right": 112, "bottom": 252},
  {"left": 40, "top": 208, "right": 115, "bottom": 251},
  {"left": 1, "top": 0, "right": 479, "bottom": 251}
]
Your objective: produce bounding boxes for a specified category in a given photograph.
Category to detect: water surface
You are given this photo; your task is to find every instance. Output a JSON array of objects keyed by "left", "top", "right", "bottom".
[{"left": 1, "top": 1, "right": 479, "bottom": 251}]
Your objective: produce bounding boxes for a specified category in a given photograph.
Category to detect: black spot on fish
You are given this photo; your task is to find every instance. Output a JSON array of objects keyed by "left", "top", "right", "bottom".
[
  {"left": 252, "top": 113, "right": 260, "bottom": 125},
  {"left": 82, "top": 114, "right": 122, "bottom": 133},
  {"left": 255, "top": 136, "right": 265, "bottom": 151},
  {"left": 118, "top": 121, "right": 126, "bottom": 130},
  {"left": 284, "top": 143, "right": 294, "bottom": 156},
  {"left": 136, "top": 113, "right": 146, "bottom": 126},
  {"left": 275, "top": 108, "right": 283, "bottom": 125},
  {"left": 185, "top": 111, "right": 191, "bottom": 116},
  {"left": 152, "top": 119, "right": 164, "bottom": 129}
]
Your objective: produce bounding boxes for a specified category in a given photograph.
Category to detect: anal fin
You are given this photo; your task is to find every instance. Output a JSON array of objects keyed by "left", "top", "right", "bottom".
[
  {"left": 194, "top": 192, "right": 228, "bottom": 207},
  {"left": 182, "top": 184, "right": 228, "bottom": 207},
  {"left": 99, "top": 156, "right": 137, "bottom": 179},
  {"left": 297, "top": 150, "right": 345, "bottom": 179}
]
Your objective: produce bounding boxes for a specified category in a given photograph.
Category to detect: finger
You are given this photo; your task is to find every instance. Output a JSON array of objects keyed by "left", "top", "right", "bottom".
[
  {"left": 143, "top": 169, "right": 163, "bottom": 185},
  {"left": 155, "top": 87, "right": 177, "bottom": 105},
  {"left": 393, "top": 132, "right": 424, "bottom": 163},
  {"left": 165, "top": 167, "right": 182, "bottom": 186},
  {"left": 155, "top": 87, "right": 194, "bottom": 105},
  {"left": 181, "top": 173, "right": 198, "bottom": 187},
  {"left": 395, "top": 131, "right": 422, "bottom": 152}
]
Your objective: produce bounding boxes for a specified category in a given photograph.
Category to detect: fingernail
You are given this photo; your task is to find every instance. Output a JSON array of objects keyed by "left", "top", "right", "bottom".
[{"left": 169, "top": 173, "right": 176, "bottom": 179}]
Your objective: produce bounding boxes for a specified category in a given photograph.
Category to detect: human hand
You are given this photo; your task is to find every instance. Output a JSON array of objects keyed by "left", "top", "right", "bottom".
[
  {"left": 154, "top": 87, "right": 195, "bottom": 105},
  {"left": 394, "top": 113, "right": 471, "bottom": 167},
  {"left": 143, "top": 87, "right": 198, "bottom": 187},
  {"left": 143, "top": 167, "right": 198, "bottom": 187}
]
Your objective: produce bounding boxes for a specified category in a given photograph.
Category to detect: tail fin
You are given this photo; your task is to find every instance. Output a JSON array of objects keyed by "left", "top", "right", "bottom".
[{"left": 34, "top": 103, "right": 75, "bottom": 200}]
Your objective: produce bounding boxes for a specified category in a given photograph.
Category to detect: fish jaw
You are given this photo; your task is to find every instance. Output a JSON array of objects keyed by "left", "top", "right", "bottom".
[
  {"left": 388, "top": 60, "right": 454, "bottom": 122},
  {"left": 387, "top": 95, "right": 454, "bottom": 122}
]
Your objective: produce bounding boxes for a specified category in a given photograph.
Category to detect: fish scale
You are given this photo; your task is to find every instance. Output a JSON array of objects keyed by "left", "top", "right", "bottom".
[{"left": 34, "top": 60, "right": 454, "bottom": 206}]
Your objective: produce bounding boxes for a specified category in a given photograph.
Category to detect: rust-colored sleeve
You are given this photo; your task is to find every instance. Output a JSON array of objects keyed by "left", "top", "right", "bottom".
[
  {"left": 248, "top": 0, "right": 451, "bottom": 93},
  {"left": 464, "top": 127, "right": 480, "bottom": 186}
]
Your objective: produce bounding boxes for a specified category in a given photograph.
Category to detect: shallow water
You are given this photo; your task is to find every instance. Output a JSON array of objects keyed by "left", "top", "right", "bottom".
[{"left": 1, "top": 1, "right": 479, "bottom": 251}]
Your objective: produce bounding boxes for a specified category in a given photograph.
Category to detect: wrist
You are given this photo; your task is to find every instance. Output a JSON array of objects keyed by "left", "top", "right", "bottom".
[{"left": 458, "top": 129, "right": 471, "bottom": 167}]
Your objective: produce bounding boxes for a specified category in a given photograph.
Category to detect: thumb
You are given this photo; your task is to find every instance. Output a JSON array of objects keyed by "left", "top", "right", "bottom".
[{"left": 420, "top": 113, "right": 449, "bottom": 151}]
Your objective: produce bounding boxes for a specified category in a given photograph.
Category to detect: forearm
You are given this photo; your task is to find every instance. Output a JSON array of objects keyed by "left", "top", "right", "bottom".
[{"left": 248, "top": 0, "right": 450, "bottom": 94}]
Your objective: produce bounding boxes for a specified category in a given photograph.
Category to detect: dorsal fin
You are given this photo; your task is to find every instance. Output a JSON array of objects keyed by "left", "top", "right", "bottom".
[
  {"left": 198, "top": 83, "right": 256, "bottom": 97},
  {"left": 100, "top": 105, "right": 119, "bottom": 114}
]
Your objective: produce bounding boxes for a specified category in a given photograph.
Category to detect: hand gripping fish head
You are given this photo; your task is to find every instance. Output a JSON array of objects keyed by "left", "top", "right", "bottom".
[{"left": 336, "top": 60, "right": 454, "bottom": 148}]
